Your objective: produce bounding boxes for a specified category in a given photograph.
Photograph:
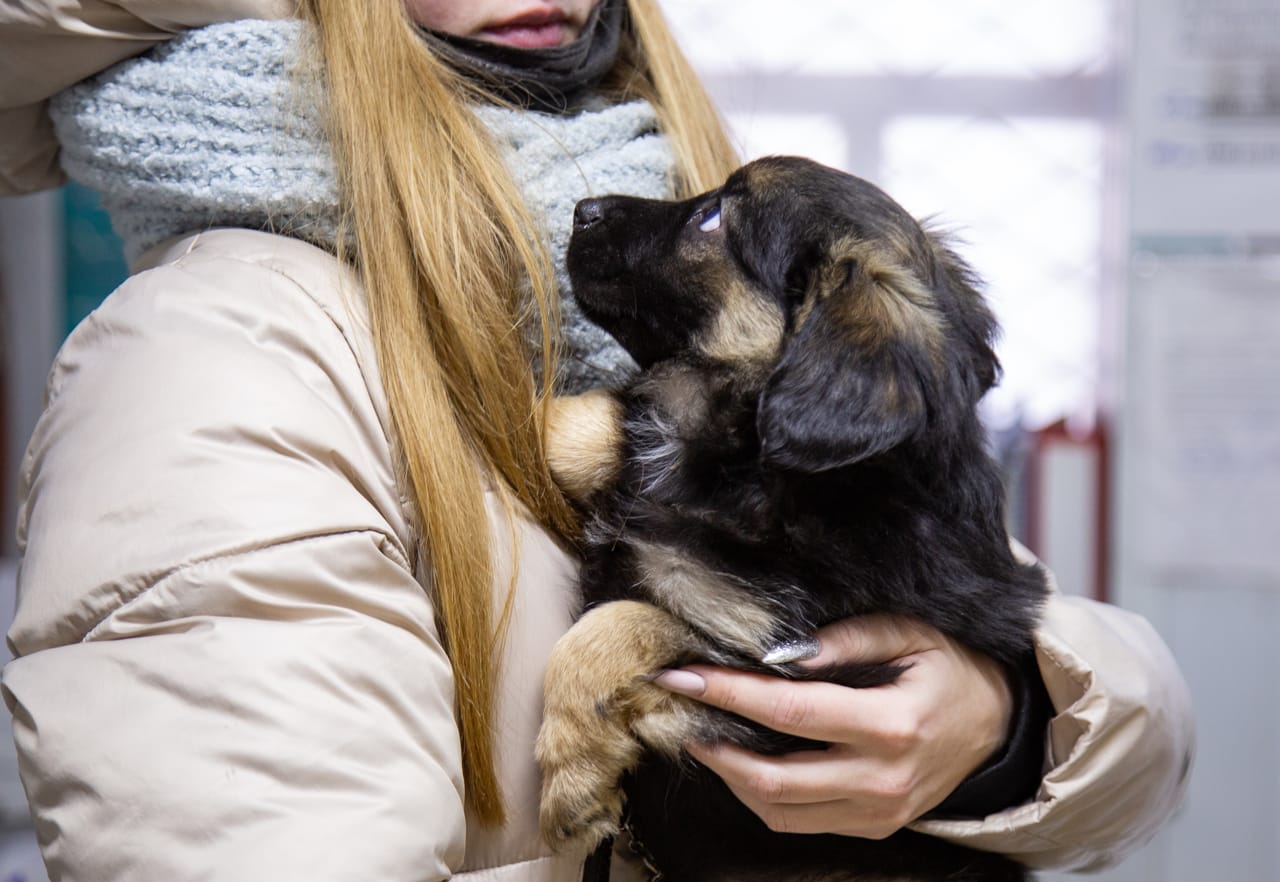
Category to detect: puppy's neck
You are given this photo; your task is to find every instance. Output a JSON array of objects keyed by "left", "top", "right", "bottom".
[{"left": 632, "top": 359, "right": 769, "bottom": 450}]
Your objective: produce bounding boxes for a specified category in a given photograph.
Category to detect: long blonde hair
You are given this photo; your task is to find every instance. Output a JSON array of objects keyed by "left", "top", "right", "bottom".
[{"left": 298, "top": 0, "right": 739, "bottom": 824}]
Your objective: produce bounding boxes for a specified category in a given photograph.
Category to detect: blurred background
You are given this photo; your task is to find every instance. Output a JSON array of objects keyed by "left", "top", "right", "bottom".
[{"left": 1, "top": 0, "right": 1278, "bottom": 879}]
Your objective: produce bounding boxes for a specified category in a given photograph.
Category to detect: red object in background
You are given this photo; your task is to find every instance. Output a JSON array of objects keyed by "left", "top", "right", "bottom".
[{"left": 1023, "top": 418, "right": 1110, "bottom": 603}]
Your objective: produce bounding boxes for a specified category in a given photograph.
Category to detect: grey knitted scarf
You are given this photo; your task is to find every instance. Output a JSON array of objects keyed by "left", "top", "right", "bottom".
[{"left": 49, "top": 18, "right": 677, "bottom": 392}]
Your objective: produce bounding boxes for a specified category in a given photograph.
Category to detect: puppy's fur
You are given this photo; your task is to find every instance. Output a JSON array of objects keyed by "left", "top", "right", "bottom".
[{"left": 537, "top": 156, "right": 1048, "bottom": 882}]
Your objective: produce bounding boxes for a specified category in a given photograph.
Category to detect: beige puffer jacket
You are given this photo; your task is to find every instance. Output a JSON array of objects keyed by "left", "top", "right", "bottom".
[{"left": 1, "top": 3, "right": 1194, "bottom": 881}]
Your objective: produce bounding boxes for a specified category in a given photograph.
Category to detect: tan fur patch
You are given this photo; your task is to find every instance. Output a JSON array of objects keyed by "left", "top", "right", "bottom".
[
  {"left": 545, "top": 390, "right": 624, "bottom": 503},
  {"left": 697, "top": 278, "right": 785, "bottom": 364},
  {"left": 632, "top": 540, "right": 778, "bottom": 659},
  {"left": 738, "top": 160, "right": 788, "bottom": 193}
]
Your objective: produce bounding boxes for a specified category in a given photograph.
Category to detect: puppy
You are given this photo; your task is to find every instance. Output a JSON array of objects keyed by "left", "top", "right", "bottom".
[{"left": 537, "top": 156, "right": 1048, "bottom": 882}]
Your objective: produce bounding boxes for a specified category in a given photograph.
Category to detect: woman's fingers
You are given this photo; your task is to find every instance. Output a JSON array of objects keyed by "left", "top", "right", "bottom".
[
  {"left": 654, "top": 665, "right": 902, "bottom": 744},
  {"left": 685, "top": 741, "right": 921, "bottom": 838},
  {"left": 683, "top": 741, "right": 875, "bottom": 806}
]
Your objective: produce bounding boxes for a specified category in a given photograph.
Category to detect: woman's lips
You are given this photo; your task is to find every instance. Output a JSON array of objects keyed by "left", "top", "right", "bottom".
[{"left": 480, "top": 8, "right": 572, "bottom": 48}]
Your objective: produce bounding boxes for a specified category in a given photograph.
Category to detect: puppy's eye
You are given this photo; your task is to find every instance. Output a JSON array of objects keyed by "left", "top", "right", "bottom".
[{"left": 690, "top": 201, "right": 722, "bottom": 233}]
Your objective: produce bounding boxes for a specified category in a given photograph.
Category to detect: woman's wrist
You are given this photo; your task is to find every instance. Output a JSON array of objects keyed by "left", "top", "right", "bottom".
[{"left": 928, "top": 651, "right": 1051, "bottom": 819}]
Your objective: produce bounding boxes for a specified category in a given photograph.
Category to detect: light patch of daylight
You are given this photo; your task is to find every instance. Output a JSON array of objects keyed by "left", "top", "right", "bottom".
[
  {"left": 725, "top": 112, "right": 850, "bottom": 171},
  {"left": 881, "top": 117, "right": 1105, "bottom": 430},
  {"left": 659, "top": 0, "right": 1112, "bottom": 77}
]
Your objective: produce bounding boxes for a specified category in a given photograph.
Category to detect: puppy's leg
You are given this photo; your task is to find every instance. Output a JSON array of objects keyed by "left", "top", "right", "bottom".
[
  {"left": 537, "top": 600, "right": 704, "bottom": 854},
  {"left": 545, "top": 390, "right": 625, "bottom": 503}
]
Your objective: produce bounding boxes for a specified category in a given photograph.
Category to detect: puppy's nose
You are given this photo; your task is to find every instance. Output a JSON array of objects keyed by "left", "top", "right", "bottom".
[{"left": 573, "top": 198, "right": 606, "bottom": 230}]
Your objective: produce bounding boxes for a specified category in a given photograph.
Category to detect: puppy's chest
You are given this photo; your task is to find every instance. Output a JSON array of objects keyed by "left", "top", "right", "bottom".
[
  {"left": 577, "top": 398, "right": 937, "bottom": 661},
  {"left": 579, "top": 399, "right": 819, "bottom": 662},
  {"left": 616, "top": 395, "right": 767, "bottom": 531}
]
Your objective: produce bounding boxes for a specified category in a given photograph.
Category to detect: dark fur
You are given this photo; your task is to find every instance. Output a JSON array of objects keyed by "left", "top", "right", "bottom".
[{"left": 540, "top": 156, "right": 1048, "bottom": 881}]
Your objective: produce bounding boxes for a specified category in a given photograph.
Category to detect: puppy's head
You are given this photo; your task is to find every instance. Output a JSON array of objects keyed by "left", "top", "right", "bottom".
[{"left": 566, "top": 156, "right": 1001, "bottom": 473}]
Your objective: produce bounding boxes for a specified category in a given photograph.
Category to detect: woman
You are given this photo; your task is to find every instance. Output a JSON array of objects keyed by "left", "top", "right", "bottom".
[{"left": 0, "top": 1, "right": 1192, "bottom": 880}]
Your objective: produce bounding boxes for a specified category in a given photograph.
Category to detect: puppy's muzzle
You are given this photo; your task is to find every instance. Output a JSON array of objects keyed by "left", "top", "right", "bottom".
[{"left": 573, "top": 198, "right": 607, "bottom": 231}]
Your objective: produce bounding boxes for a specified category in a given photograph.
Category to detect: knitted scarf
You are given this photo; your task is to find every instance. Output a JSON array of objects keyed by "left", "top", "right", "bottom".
[{"left": 49, "top": 18, "right": 677, "bottom": 391}]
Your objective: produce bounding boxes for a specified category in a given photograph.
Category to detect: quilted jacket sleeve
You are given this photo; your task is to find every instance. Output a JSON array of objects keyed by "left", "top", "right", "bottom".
[
  {"left": 912, "top": 562, "right": 1195, "bottom": 872},
  {"left": 2, "top": 232, "right": 467, "bottom": 881}
]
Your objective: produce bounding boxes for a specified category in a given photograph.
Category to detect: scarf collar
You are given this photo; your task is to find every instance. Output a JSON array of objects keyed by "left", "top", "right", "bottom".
[{"left": 49, "top": 17, "right": 675, "bottom": 392}]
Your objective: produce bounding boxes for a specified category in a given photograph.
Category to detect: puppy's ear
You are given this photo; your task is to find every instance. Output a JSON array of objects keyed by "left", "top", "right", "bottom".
[
  {"left": 757, "top": 252, "right": 936, "bottom": 473},
  {"left": 926, "top": 229, "right": 1002, "bottom": 400}
]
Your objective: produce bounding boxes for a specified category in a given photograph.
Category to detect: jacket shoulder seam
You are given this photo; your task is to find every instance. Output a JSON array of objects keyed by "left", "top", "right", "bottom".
[{"left": 80, "top": 528, "right": 416, "bottom": 645}]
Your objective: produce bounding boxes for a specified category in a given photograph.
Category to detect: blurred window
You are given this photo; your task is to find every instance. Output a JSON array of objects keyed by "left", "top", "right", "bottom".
[{"left": 662, "top": 1, "right": 1120, "bottom": 430}]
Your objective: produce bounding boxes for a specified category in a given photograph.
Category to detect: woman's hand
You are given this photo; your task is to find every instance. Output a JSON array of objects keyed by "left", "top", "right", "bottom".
[{"left": 653, "top": 614, "right": 1013, "bottom": 839}]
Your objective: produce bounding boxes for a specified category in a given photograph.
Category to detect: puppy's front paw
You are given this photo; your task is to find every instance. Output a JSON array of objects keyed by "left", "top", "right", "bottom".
[
  {"left": 536, "top": 715, "right": 631, "bottom": 854},
  {"left": 536, "top": 601, "right": 703, "bottom": 853},
  {"left": 539, "top": 765, "right": 625, "bottom": 853}
]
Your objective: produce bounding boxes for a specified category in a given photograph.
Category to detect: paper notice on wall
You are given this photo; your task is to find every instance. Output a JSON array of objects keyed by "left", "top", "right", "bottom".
[
  {"left": 1126, "top": 257, "right": 1280, "bottom": 579},
  {"left": 1130, "top": 0, "right": 1280, "bottom": 240},
  {"left": 1123, "top": 0, "right": 1280, "bottom": 584}
]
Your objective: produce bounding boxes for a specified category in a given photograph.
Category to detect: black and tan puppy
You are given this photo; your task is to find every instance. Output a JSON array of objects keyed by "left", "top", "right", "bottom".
[{"left": 537, "top": 156, "right": 1048, "bottom": 882}]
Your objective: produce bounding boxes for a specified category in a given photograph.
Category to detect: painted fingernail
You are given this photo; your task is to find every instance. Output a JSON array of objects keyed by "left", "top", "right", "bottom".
[
  {"left": 761, "top": 636, "right": 821, "bottom": 665},
  {"left": 654, "top": 669, "right": 706, "bottom": 696}
]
